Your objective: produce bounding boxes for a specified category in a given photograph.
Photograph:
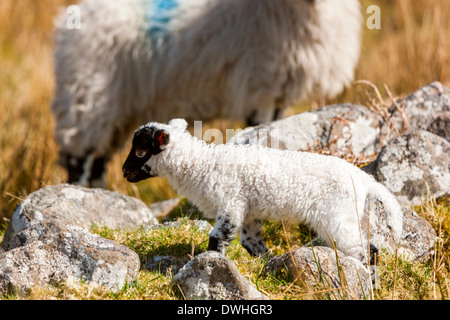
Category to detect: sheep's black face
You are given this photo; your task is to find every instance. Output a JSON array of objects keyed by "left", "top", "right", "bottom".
[{"left": 122, "top": 126, "right": 169, "bottom": 183}]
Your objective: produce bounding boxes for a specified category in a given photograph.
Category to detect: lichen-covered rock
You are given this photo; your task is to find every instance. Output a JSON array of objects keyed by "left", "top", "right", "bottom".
[
  {"left": 172, "top": 251, "right": 268, "bottom": 300},
  {"left": 400, "top": 208, "right": 438, "bottom": 261},
  {"left": 0, "top": 219, "right": 140, "bottom": 295},
  {"left": 229, "top": 103, "right": 390, "bottom": 164},
  {"left": 363, "top": 130, "right": 450, "bottom": 206},
  {"left": 148, "top": 198, "right": 181, "bottom": 221},
  {"left": 2, "top": 184, "right": 158, "bottom": 249},
  {"left": 362, "top": 195, "right": 437, "bottom": 261},
  {"left": 389, "top": 81, "right": 450, "bottom": 140},
  {"left": 264, "top": 246, "right": 371, "bottom": 300},
  {"left": 144, "top": 255, "right": 190, "bottom": 275}
]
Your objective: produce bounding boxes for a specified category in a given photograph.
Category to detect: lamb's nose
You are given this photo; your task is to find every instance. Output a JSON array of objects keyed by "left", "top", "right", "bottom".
[{"left": 122, "top": 167, "right": 129, "bottom": 177}]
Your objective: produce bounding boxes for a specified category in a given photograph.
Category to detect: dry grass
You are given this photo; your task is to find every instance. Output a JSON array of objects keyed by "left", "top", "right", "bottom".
[
  {"left": 0, "top": 0, "right": 449, "bottom": 300},
  {"left": 0, "top": 0, "right": 74, "bottom": 221},
  {"left": 338, "top": 0, "right": 450, "bottom": 105},
  {"left": 3, "top": 208, "right": 448, "bottom": 300}
]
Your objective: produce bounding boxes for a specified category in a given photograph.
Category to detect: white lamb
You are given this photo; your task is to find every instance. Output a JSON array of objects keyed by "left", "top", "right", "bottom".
[
  {"left": 52, "top": 0, "right": 361, "bottom": 188},
  {"left": 122, "top": 119, "right": 403, "bottom": 264}
]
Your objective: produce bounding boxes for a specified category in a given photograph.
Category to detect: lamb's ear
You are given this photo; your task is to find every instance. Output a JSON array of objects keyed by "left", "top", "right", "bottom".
[
  {"left": 168, "top": 118, "right": 188, "bottom": 132},
  {"left": 152, "top": 129, "right": 170, "bottom": 150}
]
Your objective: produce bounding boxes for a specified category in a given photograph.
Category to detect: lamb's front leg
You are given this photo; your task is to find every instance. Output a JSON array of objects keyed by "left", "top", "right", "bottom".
[{"left": 207, "top": 208, "right": 244, "bottom": 255}]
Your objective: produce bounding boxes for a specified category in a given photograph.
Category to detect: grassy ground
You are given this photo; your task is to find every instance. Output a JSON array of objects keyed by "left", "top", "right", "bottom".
[
  {"left": 0, "top": 0, "right": 449, "bottom": 299},
  {"left": 2, "top": 200, "right": 449, "bottom": 300}
]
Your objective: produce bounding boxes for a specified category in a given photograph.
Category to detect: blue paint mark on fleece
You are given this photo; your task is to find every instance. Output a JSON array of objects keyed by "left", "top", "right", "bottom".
[{"left": 143, "top": 0, "right": 179, "bottom": 42}]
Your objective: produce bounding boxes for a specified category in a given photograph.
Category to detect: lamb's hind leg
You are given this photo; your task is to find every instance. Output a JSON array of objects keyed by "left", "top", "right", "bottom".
[{"left": 240, "top": 219, "right": 268, "bottom": 257}]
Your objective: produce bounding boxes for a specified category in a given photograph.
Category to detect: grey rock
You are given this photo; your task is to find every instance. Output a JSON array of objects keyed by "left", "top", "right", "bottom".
[
  {"left": 229, "top": 103, "right": 390, "bottom": 164},
  {"left": 0, "top": 219, "right": 140, "bottom": 295},
  {"left": 389, "top": 81, "right": 450, "bottom": 140},
  {"left": 148, "top": 198, "right": 181, "bottom": 221},
  {"left": 363, "top": 130, "right": 450, "bottom": 206},
  {"left": 144, "top": 255, "right": 190, "bottom": 275},
  {"left": 172, "top": 251, "right": 268, "bottom": 300},
  {"left": 264, "top": 246, "right": 372, "bottom": 300},
  {"left": 400, "top": 208, "right": 438, "bottom": 261},
  {"left": 362, "top": 195, "right": 437, "bottom": 261},
  {"left": 2, "top": 184, "right": 158, "bottom": 249}
]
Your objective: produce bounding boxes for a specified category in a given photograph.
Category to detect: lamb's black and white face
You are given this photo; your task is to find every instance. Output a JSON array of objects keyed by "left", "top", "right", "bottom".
[{"left": 122, "top": 125, "right": 169, "bottom": 183}]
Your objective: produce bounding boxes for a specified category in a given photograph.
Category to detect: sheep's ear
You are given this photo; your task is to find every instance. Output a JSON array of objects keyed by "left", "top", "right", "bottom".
[
  {"left": 168, "top": 118, "right": 188, "bottom": 132},
  {"left": 152, "top": 129, "right": 169, "bottom": 150}
]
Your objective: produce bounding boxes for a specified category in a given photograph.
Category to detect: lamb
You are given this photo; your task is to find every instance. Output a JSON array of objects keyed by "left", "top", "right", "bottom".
[
  {"left": 122, "top": 119, "right": 403, "bottom": 264},
  {"left": 52, "top": 0, "right": 361, "bottom": 188}
]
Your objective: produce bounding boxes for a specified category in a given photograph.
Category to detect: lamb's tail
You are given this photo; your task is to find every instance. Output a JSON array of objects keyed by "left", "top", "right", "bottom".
[{"left": 367, "top": 176, "right": 403, "bottom": 241}]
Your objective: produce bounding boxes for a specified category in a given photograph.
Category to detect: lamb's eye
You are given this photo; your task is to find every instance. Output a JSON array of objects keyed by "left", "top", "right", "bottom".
[{"left": 135, "top": 150, "right": 147, "bottom": 158}]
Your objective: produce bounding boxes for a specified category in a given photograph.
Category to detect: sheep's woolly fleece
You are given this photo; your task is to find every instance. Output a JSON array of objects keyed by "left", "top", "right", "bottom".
[
  {"left": 51, "top": 0, "right": 361, "bottom": 187},
  {"left": 138, "top": 119, "right": 403, "bottom": 263}
]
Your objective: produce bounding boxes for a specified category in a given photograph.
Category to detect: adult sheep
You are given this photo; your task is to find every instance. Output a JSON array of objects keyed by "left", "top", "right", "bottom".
[{"left": 52, "top": 0, "right": 362, "bottom": 187}]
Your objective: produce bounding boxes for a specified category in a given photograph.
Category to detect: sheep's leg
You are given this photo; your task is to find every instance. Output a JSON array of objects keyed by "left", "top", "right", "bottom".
[
  {"left": 272, "top": 107, "right": 285, "bottom": 121},
  {"left": 62, "top": 153, "right": 91, "bottom": 187},
  {"left": 246, "top": 106, "right": 286, "bottom": 127},
  {"left": 246, "top": 108, "right": 276, "bottom": 127},
  {"left": 240, "top": 219, "right": 267, "bottom": 257},
  {"left": 88, "top": 157, "right": 108, "bottom": 188},
  {"left": 323, "top": 217, "right": 375, "bottom": 265},
  {"left": 207, "top": 209, "right": 243, "bottom": 255},
  {"left": 246, "top": 110, "right": 260, "bottom": 127},
  {"left": 62, "top": 152, "right": 107, "bottom": 188}
]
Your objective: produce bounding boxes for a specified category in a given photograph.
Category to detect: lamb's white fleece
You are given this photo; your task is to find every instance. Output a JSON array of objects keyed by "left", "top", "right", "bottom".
[{"left": 142, "top": 119, "right": 403, "bottom": 263}]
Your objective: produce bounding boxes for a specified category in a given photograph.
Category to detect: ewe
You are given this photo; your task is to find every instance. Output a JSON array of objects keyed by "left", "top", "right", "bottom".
[
  {"left": 52, "top": 0, "right": 361, "bottom": 187},
  {"left": 122, "top": 119, "right": 403, "bottom": 264}
]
